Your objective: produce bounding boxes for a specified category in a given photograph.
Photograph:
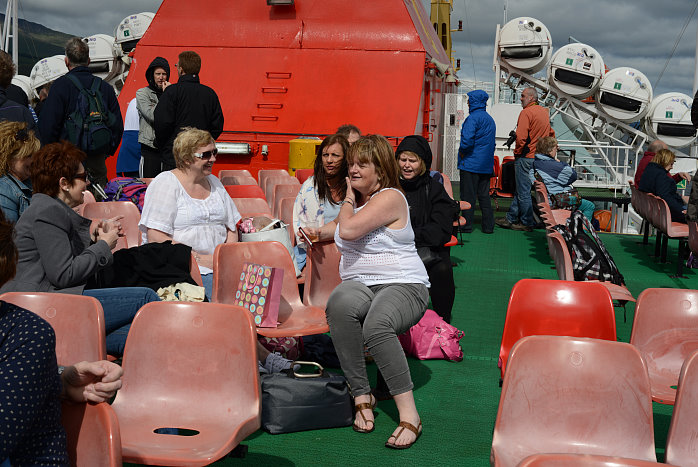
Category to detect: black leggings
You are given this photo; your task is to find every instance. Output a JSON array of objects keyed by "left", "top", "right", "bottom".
[{"left": 426, "top": 249, "right": 455, "bottom": 323}]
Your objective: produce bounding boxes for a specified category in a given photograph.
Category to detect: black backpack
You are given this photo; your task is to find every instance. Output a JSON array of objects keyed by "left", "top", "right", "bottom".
[
  {"left": 62, "top": 74, "right": 118, "bottom": 157},
  {"left": 552, "top": 210, "right": 625, "bottom": 285}
]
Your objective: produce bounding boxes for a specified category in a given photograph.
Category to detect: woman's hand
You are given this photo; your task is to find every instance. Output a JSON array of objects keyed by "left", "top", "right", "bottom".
[
  {"left": 345, "top": 176, "right": 356, "bottom": 204},
  {"left": 100, "top": 216, "right": 124, "bottom": 237},
  {"left": 96, "top": 225, "right": 119, "bottom": 250},
  {"left": 61, "top": 360, "right": 123, "bottom": 403},
  {"left": 193, "top": 252, "right": 214, "bottom": 269}
]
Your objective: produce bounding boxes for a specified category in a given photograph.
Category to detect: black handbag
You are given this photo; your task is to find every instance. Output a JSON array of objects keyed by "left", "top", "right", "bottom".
[{"left": 261, "top": 361, "right": 353, "bottom": 434}]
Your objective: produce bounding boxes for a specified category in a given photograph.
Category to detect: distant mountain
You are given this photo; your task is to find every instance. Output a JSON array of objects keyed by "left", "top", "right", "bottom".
[{"left": 0, "top": 14, "right": 74, "bottom": 76}]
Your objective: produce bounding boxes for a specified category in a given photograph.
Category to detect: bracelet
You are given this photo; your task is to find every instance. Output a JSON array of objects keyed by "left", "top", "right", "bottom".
[{"left": 342, "top": 199, "right": 355, "bottom": 206}]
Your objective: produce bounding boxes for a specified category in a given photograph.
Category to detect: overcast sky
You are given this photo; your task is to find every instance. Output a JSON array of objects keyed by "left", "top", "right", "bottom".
[{"left": 2, "top": 0, "right": 696, "bottom": 96}]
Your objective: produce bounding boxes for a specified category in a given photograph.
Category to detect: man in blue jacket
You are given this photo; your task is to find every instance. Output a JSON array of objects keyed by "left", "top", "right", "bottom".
[{"left": 458, "top": 89, "right": 495, "bottom": 233}]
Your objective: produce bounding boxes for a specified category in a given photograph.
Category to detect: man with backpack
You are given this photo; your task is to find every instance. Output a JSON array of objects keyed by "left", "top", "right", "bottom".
[{"left": 38, "top": 37, "right": 123, "bottom": 197}]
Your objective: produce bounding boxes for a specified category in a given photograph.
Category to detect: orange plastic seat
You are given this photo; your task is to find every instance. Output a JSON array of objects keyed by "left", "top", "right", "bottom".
[
  {"left": 272, "top": 184, "right": 301, "bottom": 217},
  {"left": 278, "top": 197, "right": 297, "bottom": 246},
  {"left": 498, "top": 279, "right": 616, "bottom": 378},
  {"left": 213, "top": 241, "right": 329, "bottom": 337},
  {"left": 82, "top": 201, "right": 141, "bottom": 250},
  {"left": 665, "top": 349, "right": 698, "bottom": 465},
  {"left": 518, "top": 453, "right": 663, "bottom": 467},
  {"left": 257, "top": 169, "right": 289, "bottom": 190},
  {"left": 231, "top": 197, "right": 272, "bottom": 217},
  {"left": 218, "top": 169, "right": 252, "bottom": 180},
  {"left": 225, "top": 184, "right": 266, "bottom": 200},
  {"left": 264, "top": 175, "right": 298, "bottom": 206},
  {"left": 495, "top": 156, "right": 516, "bottom": 198},
  {"left": 492, "top": 335, "right": 656, "bottom": 467},
  {"left": 295, "top": 168, "right": 313, "bottom": 184},
  {"left": 302, "top": 241, "right": 341, "bottom": 308},
  {"left": 62, "top": 401, "right": 122, "bottom": 467},
  {"left": 630, "top": 288, "right": 698, "bottom": 404},
  {"left": 220, "top": 175, "right": 257, "bottom": 186},
  {"left": 547, "top": 231, "right": 635, "bottom": 304},
  {"left": 111, "top": 302, "right": 260, "bottom": 466},
  {"left": 0, "top": 292, "right": 106, "bottom": 365}
]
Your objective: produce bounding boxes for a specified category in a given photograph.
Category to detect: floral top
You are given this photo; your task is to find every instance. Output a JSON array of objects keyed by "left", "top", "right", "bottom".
[{"left": 292, "top": 175, "right": 341, "bottom": 245}]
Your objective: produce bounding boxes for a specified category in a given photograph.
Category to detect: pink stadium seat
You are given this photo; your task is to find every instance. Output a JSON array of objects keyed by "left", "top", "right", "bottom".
[{"left": 665, "top": 349, "right": 698, "bottom": 465}]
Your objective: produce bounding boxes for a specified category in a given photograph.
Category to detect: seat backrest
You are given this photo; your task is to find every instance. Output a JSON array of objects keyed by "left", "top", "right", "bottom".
[
  {"left": 272, "top": 184, "right": 301, "bottom": 217},
  {"left": 665, "top": 349, "right": 698, "bottom": 466},
  {"left": 548, "top": 232, "right": 574, "bottom": 281},
  {"left": 0, "top": 292, "right": 106, "bottom": 365},
  {"left": 62, "top": 401, "right": 122, "bottom": 467},
  {"left": 212, "top": 241, "right": 303, "bottom": 320},
  {"left": 303, "top": 241, "right": 342, "bottom": 308},
  {"left": 492, "top": 335, "right": 656, "bottom": 467},
  {"left": 264, "top": 175, "right": 298, "bottom": 205},
  {"left": 258, "top": 169, "right": 290, "bottom": 190},
  {"left": 218, "top": 169, "right": 252, "bottom": 180},
  {"left": 498, "top": 279, "right": 616, "bottom": 377},
  {"left": 74, "top": 190, "right": 96, "bottom": 216},
  {"left": 278, "top": 197, "right": 296, "bottom": 246},
  {"left": 220, "top": 175, "right": 258, "bottom": 186},
  {"left": 518, "top": 453, "right": 662, "bottom": 467},
  {"left": 440, "top": 172, "right": 456, "bottom": 200},
  {"left": 111, "top": 301, "right": 260, "bottom": 432},
  {"left": 224, "top": 184, "right": 266, "bottom": 200},
  {"left": 231, "top": 197, "right": 271, "bottom": 217},
  {"left": 82, "top": 201, "right": 141, "bottom": 249},
  {"left": 295, "top": 168, "right": 314, "bottom": 184}
]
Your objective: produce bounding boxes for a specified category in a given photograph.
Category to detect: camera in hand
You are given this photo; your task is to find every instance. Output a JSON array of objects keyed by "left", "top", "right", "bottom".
[{"left": 504, "top": 130, "right": 517, "bottom": 149}]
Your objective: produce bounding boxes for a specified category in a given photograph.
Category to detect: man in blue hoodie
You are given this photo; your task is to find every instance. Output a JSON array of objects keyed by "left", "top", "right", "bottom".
[{"left": 458, "top": 89, "right": 495, "bottom": 233}]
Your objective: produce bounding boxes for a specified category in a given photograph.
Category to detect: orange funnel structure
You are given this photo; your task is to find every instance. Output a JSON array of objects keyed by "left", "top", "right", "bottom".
[{"left": 114, "top": 0, "right": 457, "bottom": 178}]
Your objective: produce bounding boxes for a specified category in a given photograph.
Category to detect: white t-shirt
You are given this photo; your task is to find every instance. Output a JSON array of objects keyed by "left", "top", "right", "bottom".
[{"left": 139, "top": 171, "right": 241, "bottom": 274}]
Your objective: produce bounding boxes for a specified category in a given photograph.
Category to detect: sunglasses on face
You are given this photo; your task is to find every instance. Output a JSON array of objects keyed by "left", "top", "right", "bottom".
[
  {"left": 72, "top": 172, "right": 88, "bottom": 181},
  {"left": 193, "top": 148, "right": 218, "bottom": 160}
]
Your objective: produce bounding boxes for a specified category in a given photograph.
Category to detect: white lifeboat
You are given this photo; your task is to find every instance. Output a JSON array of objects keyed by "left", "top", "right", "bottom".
[
  {"left": 547, "top": 43, "right": 605, "bottom": 99},
  {"left": 11, "top": 75, "right": 32, "bottom": 100},
  {"left": 113, "top": 12, "right": 155, "bottom": 55},
  {"left": 644, "top": 92, "right": 696, "bottom": 148},
  {"left": 595, "top": 67, "right": 652, "bottom": 123},
  {"left": 29, "top": 55, "right": 67, "bottom": 99},
  {"left": 498, "top": 17, "right": 552, "bottom": 74},
  {"left": 85, "top": 34, "right": 116, "bottom": 81}
]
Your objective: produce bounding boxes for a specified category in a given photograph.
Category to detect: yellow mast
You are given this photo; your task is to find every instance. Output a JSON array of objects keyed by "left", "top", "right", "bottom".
[{"left": 430, "top": 0, "right": 461, "bottom": 71}]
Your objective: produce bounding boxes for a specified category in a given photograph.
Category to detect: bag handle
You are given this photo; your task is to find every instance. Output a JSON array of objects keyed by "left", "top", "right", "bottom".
[{"left": 287, "top": 361, "right": 325, "bottom": 378}]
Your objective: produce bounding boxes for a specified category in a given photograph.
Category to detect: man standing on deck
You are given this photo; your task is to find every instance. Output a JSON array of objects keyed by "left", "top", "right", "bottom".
[
  {"left": 154, "top": 51, "right": 224, "bottom": 171},
  {"left": 38, "top": 37, "right": 123, "bottom": 194},
  {"left": 496, "top": 87, "right": 554, "bottom": 232}
]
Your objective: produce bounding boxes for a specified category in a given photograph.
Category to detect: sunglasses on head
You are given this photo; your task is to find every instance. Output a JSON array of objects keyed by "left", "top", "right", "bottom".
[{"left": 193, "top": 148, "right": 218, "bottom": 160}]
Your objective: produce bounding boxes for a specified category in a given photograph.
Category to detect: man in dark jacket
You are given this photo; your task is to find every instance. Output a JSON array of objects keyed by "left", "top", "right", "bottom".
[
  {"left": 154, "top": 51, "right": 224, "bottom": 171},
  {"left": 458, "top": 89, "right": 495, "bottom": 233},
  {"left": 38, "top": 37, "right": 123, "bottom": 193}
]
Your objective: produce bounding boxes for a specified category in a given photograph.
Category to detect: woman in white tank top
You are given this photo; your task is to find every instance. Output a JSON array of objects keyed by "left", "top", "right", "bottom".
[{"left": 313, "top": 135, "right": 429, "bottom": 450}]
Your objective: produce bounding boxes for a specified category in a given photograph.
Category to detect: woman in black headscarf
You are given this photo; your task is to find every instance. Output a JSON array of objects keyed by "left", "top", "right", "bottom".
[
  {"left": 396, "top": 135, "right": 456, "bottom": 322},
  {"left": 136, "top": 57, "right": 171, "bottom": 177}
]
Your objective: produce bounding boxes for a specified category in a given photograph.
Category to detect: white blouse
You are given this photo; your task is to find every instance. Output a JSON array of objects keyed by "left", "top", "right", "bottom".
[{"left": 139, "top": 171, "right": 241, "bottom": 274}]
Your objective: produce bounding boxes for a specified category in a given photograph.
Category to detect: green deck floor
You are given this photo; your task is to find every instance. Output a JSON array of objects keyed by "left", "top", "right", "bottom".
[{"left": 129, "top": 220, "right": 697, "bottom": 466}]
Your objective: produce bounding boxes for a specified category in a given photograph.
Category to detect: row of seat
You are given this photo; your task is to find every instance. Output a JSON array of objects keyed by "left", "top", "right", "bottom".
[
  {"left": 493, "top": 334, "right": 698, "bottom": 466},
  {"left": 629, "top": 181, "right": 688, "bottom": 276},
  {"left": 499, "top": 279, "right": 698, "bottom": 406}
]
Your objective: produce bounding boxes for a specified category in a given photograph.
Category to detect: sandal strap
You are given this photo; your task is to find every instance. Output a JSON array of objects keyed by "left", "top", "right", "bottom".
[
  {"left": 396, "top": 420, "right": 421, "bottom": 437},
  {"left": 354, "top": 402, "right": 374, "bottom": 412}
]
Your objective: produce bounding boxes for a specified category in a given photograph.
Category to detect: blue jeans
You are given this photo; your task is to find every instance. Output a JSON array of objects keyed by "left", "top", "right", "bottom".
[
  {"left": 201, "top": 273, "right": 213, "bottom": 302},
  {"left": 506, "top": 157, "right": 535, "bottom": 227},
  {"left": 83, "top": 287, "right": 160, "bottom": 356}
]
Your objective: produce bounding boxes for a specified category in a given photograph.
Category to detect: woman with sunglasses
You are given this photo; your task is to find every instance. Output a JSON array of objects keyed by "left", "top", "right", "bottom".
[
  {"left": 139, "top": 127, "right": 241, "bottom": 300},
  {"left": 0, "top": 122, "right": 40, "bottom": 223},
  {"left": 0, "top": 141, "right": 160, "bottom": 356}
]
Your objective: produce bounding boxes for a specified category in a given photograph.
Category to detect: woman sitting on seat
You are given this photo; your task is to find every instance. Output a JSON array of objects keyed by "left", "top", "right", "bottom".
[
  {"left": 0, "top": 141, "right": 160, "bottom": 355},
  {"left": 638, "top": 148, "right": 686, "bottom": 223},
  {"left": 0, "top": 121, "right": 40, "bottom": 222},
  {"left": 314, "top": 135, "right": 429, "bottom": 449},
  {"left": 292, "top": 133, "right": 348, "bottom": 268},
  {"left": 139, "top": 127, "right": 241, "bottom": 300},
  {"left": 532, "top": 136, "right": 595, "bottom": 221},
  {"left": 395, "top": 135, "right": 456, "bottom": 323}
]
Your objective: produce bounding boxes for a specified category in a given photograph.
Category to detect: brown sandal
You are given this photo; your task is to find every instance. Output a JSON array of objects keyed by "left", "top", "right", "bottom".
[
  {"left": 352, "top": 394, "right": 376, "bottom": 433},
  {"left": 385, "top": 420, "right": 422, "bottom": 449}
]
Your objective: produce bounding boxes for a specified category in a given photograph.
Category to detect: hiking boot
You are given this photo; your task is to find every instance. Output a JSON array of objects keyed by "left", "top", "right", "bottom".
[
  {"left": 495, "top": 218, "right": 514, "bottom": 229},
  {"left": 511, "top": 223, "right": 533, "bottom": 232}
]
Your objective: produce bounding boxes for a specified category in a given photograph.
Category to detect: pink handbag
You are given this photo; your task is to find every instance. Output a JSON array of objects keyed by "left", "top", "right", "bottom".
[{"left": 398, "top": 309, "right": 464, "bottom": 361}]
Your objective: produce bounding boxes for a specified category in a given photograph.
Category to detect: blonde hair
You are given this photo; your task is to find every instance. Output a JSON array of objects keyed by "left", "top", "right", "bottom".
[
  {"left": 0, "top": 121, "right": 40, "bottom": 177},
  {"left": 173, "top": 127, "right": 215, "bottom": 169},
  {"left": 348, "top": 134, "right": 401, "bottom": 192},
  {"left": 397, "top": 150, "right": 426, "bottom": 176},
  {"left": 652, "top": 148, "right": 676, "bottom": 169},
  {"left": 536, "top": 136, "right": 558, "bottom": 156}
]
